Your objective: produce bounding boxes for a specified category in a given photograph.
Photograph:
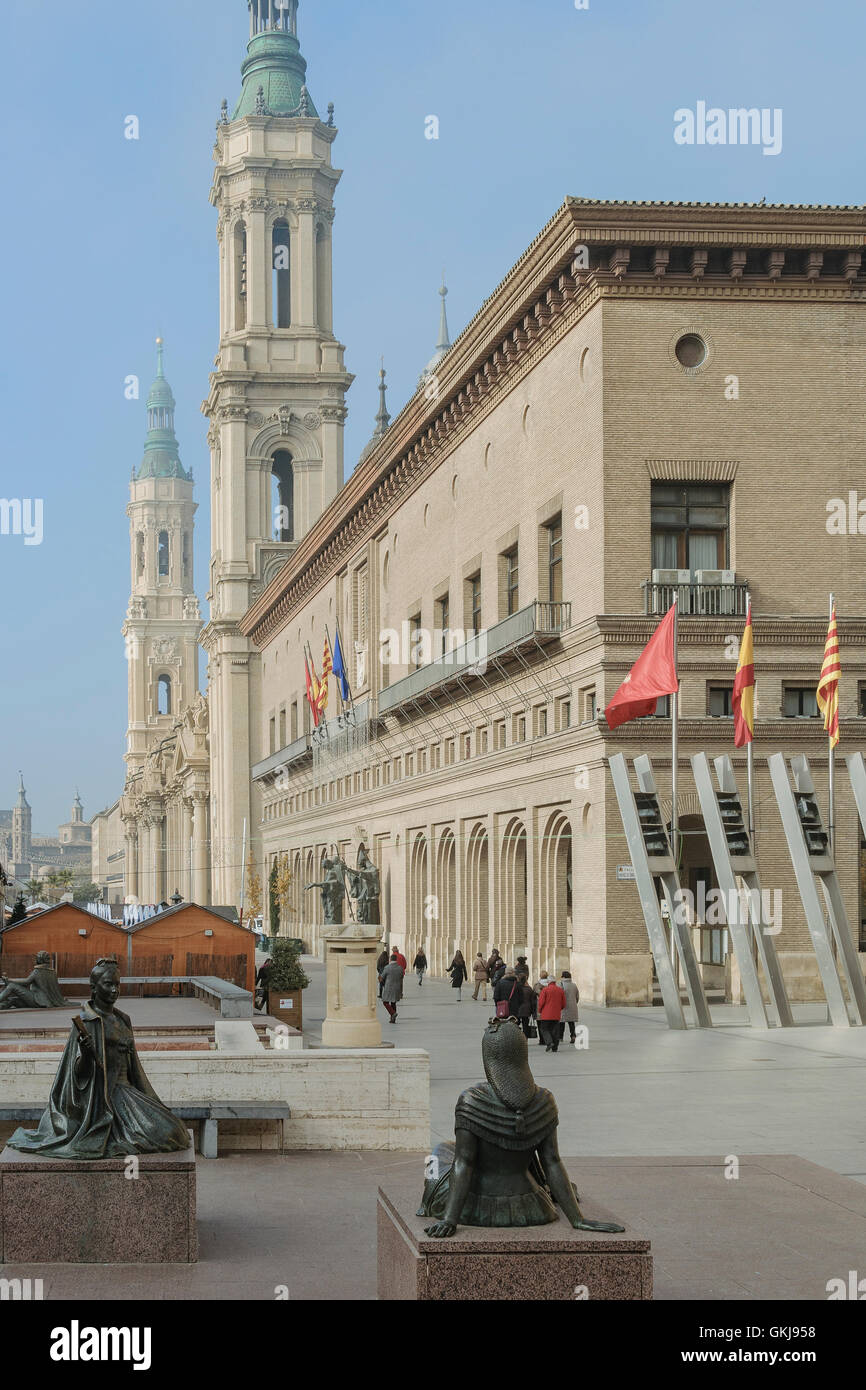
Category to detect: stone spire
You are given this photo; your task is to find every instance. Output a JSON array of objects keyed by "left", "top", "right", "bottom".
[
  {"left": 419, "top": 275, "right": 453, "bottom": 387},
  {"left": 137, "top": 338, "right": 190, "bottom": 482},
  {"left": 360, "top": 360, "right": 391, "bottom": 461},
  {"left": 15, "top": 772, "right": 28, "bottom": 809},
  {"left": 71, "top": 790, "right": 84, "bottom": 824},
  {"left": 436, "top": 275, "right": 451, "bottom": 356}
]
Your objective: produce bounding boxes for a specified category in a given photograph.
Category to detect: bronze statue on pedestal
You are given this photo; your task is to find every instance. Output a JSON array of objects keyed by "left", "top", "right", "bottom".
[{"left": 417, "top": 1016, "right": 625, "bottom": 1237}]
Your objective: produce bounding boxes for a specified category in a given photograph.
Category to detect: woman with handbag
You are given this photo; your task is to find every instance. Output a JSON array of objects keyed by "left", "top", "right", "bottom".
[
  {"left": 493, "top": 967, "right": 521, "bottom": 1020},
  {"left": 516, "top": 973, "right": 536, "bottom": 1039}
]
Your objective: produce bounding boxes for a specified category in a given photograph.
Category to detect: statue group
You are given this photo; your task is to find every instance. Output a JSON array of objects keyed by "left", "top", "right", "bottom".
[
  {"left": 0, "top": 951, "right": 66, "bottom": 1011},
  {"left": 305, "top": 847, "right": 380, "bottom": 927}
]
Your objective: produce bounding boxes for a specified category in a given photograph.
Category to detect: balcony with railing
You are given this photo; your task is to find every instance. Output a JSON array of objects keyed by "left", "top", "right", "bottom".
[
  {"left": 642, "top": 570, "right": 749, "bottom": 617},
  {"left": 377, "top": 600, "right": 572, "bottom": 716},
  {"left": 252, "top": 733, "right": 312, "bottom": 784}
]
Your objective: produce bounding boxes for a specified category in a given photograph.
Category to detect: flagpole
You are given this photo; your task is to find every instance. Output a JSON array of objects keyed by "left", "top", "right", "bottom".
[
  {"left": 335, "top": 617, "right": 357, "bottom": 725},
  {"left": 325, "top": 623, "right": 344, "bottom": 726},
  {"left": 745, "top": 591, "right": 755, "bottom": 843},
  {"left": 828, "top": 592, "right": 835, "bottom": 857},
  {"left": 671, "top": 593, "right": 679, "bottom": 864}
]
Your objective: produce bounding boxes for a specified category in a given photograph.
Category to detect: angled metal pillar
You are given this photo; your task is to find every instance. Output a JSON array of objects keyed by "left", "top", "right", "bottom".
[
  {"left": 608, "top": 754, "right": 685, "bottom": 1029},
  {"left": 692, "top": 753, "right": 793, "bottom": 1027},
  {"left": 768, "top": 753, "right": 864, "bottom": 1027},
  {"left": 846, "top": 752, "right": 866, "bottom": 847},
  {"left": 633, "top": 755, "right": 713, "bottom": 1028}
]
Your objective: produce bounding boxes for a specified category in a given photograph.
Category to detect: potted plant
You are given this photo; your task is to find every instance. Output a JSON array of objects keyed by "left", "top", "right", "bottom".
[{"left": 267, "top": 937, "right": 310, "bottom": 1030}]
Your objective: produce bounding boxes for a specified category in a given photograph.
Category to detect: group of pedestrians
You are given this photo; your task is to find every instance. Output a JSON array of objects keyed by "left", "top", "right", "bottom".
[{"left": 376, "top": 943, "right": 579, "bottom": 1046}]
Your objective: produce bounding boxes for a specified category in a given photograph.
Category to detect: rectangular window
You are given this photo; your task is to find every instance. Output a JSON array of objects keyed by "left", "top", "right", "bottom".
[
  {"left": 533, "top": 705, "right": 548, "bottom": 739},
  {"left": 859, "top": 683, "right": 866, "bottom": 717},
  {"left": 290, "top": 700, "right": 298, "bottom": 743},
  {"left": 463, "top": 733, "right": 472, "bottom": 759},
  {"left": 393, "top": 758, "right": 402, "bottom": 782},
  {"left": 650, "top": 482, "right": 730, "bottom": 572},
  {"left": 408, "top": 612, "right": 423, "bottom": 672},
  {"left": 418, "top": 747, "right": 427, "bottom": 774},
  {"left": 556, "top": 697, "right": 571, "bottom": 732},
  {"left": 546, "top": 516, "right": 563, "bottom": 603},
  {"left": 436, "top": 595, "right": 450, "bottom": 657},
  {"left": 638, "top": 695, "right": 671, "bottom": 719},
  {"left": 382, "top": 762, "right": 391, "bottom": 785},
  {"left": 431, "top": 743, "right": 441, "bottom": 770},
  {"left": 708, "top": 685, "right": 734, "bottom": 717},
  {"left": 278, "top": 706, "right": 286, "bottom": 748},
  {"left": 406, "top": 752, "right": 414, "bottom": 777},
  {"left": 494, "top": 720, "right": 506, "bottom": 751},
  {"left": 512, "top": 713, "right": 527, "bottom": 743},
  {"left": 478, "top": 725, "right": 489, "bottom": 755},
  {"left": 504, "top": 547, "right": 519, "bottom": 616},
  {"left": 465, "top": 572, "right": 482, "bottom": 635},
  {"left": 269, "top": 715, "right": 276, "bottom": 755},
  {"left": 445, "top": 739, "right": 455, "bottom": 766},
  {"left": 578, "top": 687, "right": 596, "bottom": 723},
  {"left": 783, "top": 686, "right": 818, "bottom": 718}
]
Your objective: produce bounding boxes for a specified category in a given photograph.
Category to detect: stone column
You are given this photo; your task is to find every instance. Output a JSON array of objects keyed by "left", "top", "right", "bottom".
[
  {"left": 321, "top": 924, "right": 383, "bottom": 1048},
  {"left": 181, "top": 797, "right": 194, "bottom": 900},
  {"left": 246, "top": 208, "right": 268, "bottom": 327},
  {"left": 192, "top": 793, "right": 209, "bottom": 905},
  {"left": 125, "top": 827, "right": 139, "bottom": 900}
]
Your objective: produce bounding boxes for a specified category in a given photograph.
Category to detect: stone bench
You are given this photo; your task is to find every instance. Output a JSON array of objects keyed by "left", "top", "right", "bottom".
[
  {"left": 58, "top": 975, "right": 254, "bottom": 1017},
  {"left": 0, "top": 1101, "right": 290, "bottom": 1159}
]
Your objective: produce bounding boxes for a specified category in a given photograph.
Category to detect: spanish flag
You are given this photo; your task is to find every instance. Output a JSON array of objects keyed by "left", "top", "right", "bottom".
[
  {"left": 732, "top": 604, "right": 755, "bottom": 748},
  {"left": 318, "top": 635, "right": 333, "bottom": 720},
  {"left": 816, "top": 604, "right": 841, "bottom": 748}
]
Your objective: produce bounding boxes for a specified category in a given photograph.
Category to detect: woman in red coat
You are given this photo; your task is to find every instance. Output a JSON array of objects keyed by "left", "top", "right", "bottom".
[{"left": 537, "top": 978, "right": 566, "bottom": 1052}]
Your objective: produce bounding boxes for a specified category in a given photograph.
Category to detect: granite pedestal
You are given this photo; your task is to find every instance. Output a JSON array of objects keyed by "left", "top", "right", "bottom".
[
  {"left": 0, "top": 1136, "right": 197, "bottom": 1264},
  {"left": 377, "top": 1180, "right": 652, "bottom": 1300}
]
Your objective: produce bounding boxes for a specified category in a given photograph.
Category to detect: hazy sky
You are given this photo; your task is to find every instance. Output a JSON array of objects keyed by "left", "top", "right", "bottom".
[{"left": 1, "top": 0, "right": 862, "bottom": 831}]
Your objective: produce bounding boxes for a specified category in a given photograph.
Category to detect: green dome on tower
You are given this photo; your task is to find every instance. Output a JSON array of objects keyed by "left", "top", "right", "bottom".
[
  {"left": 232, "top": 1, "right": 319, "bottom": 120},
  {"left": 136, "top": 339, "right": 191, "bottom": 482}
]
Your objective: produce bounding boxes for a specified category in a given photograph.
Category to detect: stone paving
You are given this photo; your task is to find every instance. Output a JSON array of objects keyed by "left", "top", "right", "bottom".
[{"left": 2, "top": 957, "right": 866, "bottom": 1299}]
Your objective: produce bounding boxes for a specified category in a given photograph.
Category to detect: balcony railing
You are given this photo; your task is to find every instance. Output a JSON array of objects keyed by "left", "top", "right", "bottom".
[
  {"left": 642, "top": 579, "right": 749, "bottom": 617},
  {"left": 377, "top": 600, "right": 572, "bottom": 716},
  {"left": 252, "top": 733, "right": 312, "bottom": 784}
]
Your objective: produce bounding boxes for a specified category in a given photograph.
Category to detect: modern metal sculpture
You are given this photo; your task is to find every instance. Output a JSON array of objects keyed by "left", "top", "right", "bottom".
[
  {"left": 769, "top": 753, "right": 866, "bottom": 1028},
  {"left": 691, "top": 753, "right": 794, "bottom": 1028},
  {"left": 608, "top": 752, "right": 712, "bottom": 1029},
  {"left": 417, "top": 1016, "right": 625, "bottom": 1237}
]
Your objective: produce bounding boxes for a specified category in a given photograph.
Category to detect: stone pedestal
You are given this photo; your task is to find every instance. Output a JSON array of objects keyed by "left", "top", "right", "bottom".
[
  {"left": 377, "top": 1181, "right": 652, "bottom": 1300},
  {"left": 321, "top": 926, "right": 384, "bottom": 1048},
  {"left": 0, "top": 1137, "right": 197, "bottom": 1263}
]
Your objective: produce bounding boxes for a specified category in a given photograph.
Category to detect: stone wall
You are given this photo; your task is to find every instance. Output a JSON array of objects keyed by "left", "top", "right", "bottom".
[{"left": 0, "top": 1047, "right": 430, "bottom": 1154}]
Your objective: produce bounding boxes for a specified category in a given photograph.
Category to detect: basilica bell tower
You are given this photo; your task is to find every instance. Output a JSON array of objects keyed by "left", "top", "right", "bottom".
[
  {"left": 123, "top": 340, "right": 202, "bottom": 778},
  {"left": 201, "top": 0, "right": 353, "bottom": 903}
]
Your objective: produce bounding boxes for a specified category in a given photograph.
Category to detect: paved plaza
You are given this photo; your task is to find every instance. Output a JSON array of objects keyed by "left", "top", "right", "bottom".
[{"left": 2, "top": 959, "right": 866, "bottom": 1300}]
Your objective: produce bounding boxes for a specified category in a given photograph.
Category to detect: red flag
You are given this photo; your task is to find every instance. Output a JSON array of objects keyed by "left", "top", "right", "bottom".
[
  {"left": 604, "top": 604, "right": 679, "bottom": 731},
  {"left": 304, "top": 650, "right": 320, "bottom": 728}
]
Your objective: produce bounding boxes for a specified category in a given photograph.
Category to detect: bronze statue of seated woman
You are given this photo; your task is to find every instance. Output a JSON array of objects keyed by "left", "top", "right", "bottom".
[
  {"left": 8, "top": 957, "right": 190, "bottom": 1160},
  {"left": 0, "top": 950, "right": 66, "bottom": 1010},
  {"left": 417, "top": 1015, "right": 625, "bottom": 1238}
]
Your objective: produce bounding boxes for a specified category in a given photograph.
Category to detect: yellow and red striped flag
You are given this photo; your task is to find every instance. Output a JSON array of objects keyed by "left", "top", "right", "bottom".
[
  {"left": 317, "top": 635, "right": 333, "bottom": 720},
  {"left": 732, "top": 604, "right": 755, "bottom": 748},
  {"left": 816, "top": 604, "right": 841, "bottom": 748}
]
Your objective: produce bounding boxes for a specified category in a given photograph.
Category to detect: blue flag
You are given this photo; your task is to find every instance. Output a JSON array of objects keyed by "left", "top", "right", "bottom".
[{"left": 332, "top": 625, "right": 350, "bottom": 702}]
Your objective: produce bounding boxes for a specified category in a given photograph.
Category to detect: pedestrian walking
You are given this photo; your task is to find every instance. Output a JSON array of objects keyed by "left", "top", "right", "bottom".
[
  {"left": 538, "top": 976, "right": 566, "bottom": 1052},
  {"left": 376, "top": 947, "right": 389, "bottom": 998},
  {"left": 255, "top": 957, "right": 272, "bottom": 1013},
  {"left": 447, "top": 950, "right": 468, "bottom": 1001},
  {"left": 491, "top": 958, "right": 507, "bottom": 986},
  {"left": 472, "top": 953, "right": 489, "bottom": 1001},
  {"left": 559, "top": 971, "right": 580, "bottom": 1044},
  {"left": 493, "top": 967, "right": 521, "bottom": 1021},
  {"left": 532, "top": 971, "right": 550, "bottom": 1045},
  {"left": 516, "top": 973, "right": 536, "bottom": 1039},
  {"left": 413, "top": 949, "right": 428, "bottom": 987},
  {"left": 380, "top": 957, "right": 404, "bottom": 1024},
  {"left": 486, "top": 948, "right": 501, "bottom": 983},
  {"left": 393, "top": 947, "right": 407, "bottom": 974}
]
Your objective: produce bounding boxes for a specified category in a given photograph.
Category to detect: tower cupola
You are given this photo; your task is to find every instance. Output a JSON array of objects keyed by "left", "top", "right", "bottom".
[
  {"left": 234, "top": 1, "right": 317, "bottom": 119},
  {"left": 137, "top": 339, "right": 190, "bottom": 481}
]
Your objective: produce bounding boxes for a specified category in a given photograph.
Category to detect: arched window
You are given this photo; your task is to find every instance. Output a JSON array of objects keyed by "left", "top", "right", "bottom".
[
  {"left": 273, "top": 221, "right": 291, "bottom": 328},
  {"left": 136, "top": 532, "right": 145, "bottom": 578},
  {"left": 316, "top": 224, "right": 329, "bottom": 331},
  {"left": 272, "top": 451, "right": 294, "bottom": 541},
  {"left": 182, "top": 532, "right": 190, "bottom": 581},
  {"left": 234, "top": 223, "right": 247, "bottom": 331},
  {"left": 157, "top": 675, "right": 172, "bottom": 716},
  {"left": 157, "top": 531, "right": 170, "bottom": 577}
]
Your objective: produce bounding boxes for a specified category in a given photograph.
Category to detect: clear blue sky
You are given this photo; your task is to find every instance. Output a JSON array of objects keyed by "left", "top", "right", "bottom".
[{"left": 0, "top": 0, "right": 862, "bottom": 832}]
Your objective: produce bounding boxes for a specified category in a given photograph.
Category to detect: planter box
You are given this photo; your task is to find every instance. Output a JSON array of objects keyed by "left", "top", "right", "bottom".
[{"left": 268, "top": 987, "right": 303, "bottom": 1031}]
